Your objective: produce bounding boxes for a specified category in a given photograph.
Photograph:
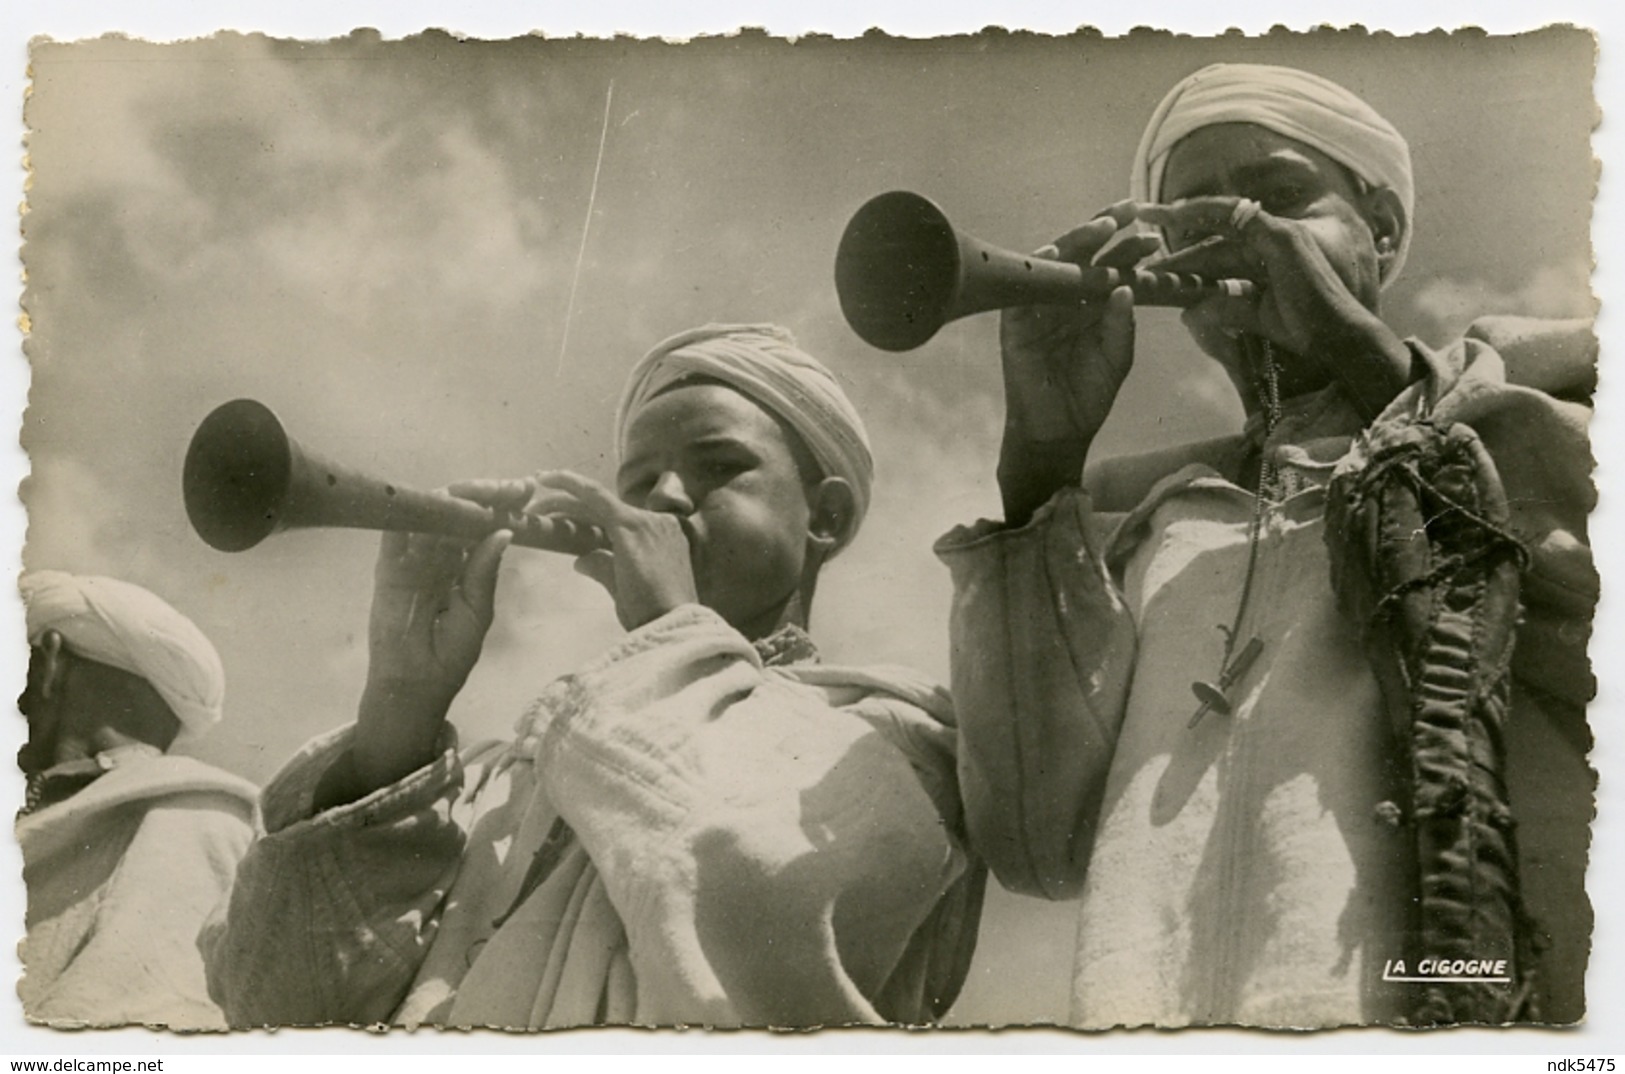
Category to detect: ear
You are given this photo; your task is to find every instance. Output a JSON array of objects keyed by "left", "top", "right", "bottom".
[
  {"left": 35, "top": 630, "right": 69, "bottom": 701},
  {"left": 19, "top": 631, "right": 70, "bottom": 764},
  {"left": 1362, "top": 186, "right": 1407, "bottom": 277},
  {"left": 805, "top": 477, "right": 857, "bottom": 559}
]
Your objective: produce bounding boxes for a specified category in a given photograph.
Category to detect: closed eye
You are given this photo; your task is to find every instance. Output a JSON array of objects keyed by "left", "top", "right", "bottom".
[
  {"left": 700, "top": 458, "right": 751, "bottom": 481},
  {"left": 616, "top": 472, "right": 655, "bottom": 503},
  {"left": 686, "top": 441, "right": 759, "bottom": 484},
  {"left": 1257, "top": 183, "right": 1313, "bottom": 216}
]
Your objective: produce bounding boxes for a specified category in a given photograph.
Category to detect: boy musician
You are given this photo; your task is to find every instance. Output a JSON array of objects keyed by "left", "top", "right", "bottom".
[
  {"left": 937, "top": 63, "right": 1595, "bottom": 1027},
  {"left": 203, "top": 325, "right": 983, "bottom": 1028}
]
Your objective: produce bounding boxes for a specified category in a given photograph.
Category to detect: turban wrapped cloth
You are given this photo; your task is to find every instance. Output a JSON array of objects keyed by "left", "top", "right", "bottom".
[
  {"left": 22, "top": 570, "right": 225, "bottom": 741},
  {"left": 615, "top": 324, "right": 874, "bottom": 555},
  {"left": 1130, "top": 62, "right": 1415, "bottom": 286}
]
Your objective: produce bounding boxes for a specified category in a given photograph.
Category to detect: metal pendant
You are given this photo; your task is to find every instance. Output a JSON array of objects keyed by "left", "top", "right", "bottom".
[{"left": 1188, "top": 636, "right": 1265, "bottom": 728}]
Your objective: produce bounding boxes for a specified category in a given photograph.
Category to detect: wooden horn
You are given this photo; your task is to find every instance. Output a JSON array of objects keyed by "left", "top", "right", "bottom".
[
  {"left": 834, "top": 190, "right": 1255, "bottom": 352},
  {"left": 182, "top": 399, "right": 607, "bottom": 555}
]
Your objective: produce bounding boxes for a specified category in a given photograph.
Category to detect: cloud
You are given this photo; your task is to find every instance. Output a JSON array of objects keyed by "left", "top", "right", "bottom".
[
  {"left": 19, "top": 457, "right": 117, "bottom": 574},
  {"left": 17, "top": 30, "right": 1606, "bottom": 1030},
  {"left": 1403, "top": 259, "right": 1596, "bottom": 347},
  {"left": 129, "top": 45, "right": 568, "bottom": 324}
]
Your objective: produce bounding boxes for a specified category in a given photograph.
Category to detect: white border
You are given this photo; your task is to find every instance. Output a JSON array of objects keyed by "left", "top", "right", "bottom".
[{"left": 1, "top": 0, "right": 1619, "bottom": 1059}]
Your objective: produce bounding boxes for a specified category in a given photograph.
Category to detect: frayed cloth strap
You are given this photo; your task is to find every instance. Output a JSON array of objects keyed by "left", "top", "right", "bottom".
[{"left": 1324, "top": 418, "right": 1537, "bottom": 1025}]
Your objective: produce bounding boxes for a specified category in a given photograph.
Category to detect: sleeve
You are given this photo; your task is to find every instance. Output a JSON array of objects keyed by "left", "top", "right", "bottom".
[
  {"left": 933, "top": 485, "right": 1138, "bottom": 900},
  {"left": 1460, "top": 318, "right": 1599, "bottom": 1023},
  {"left": 840, "top": 691, "right": 988, "bottom": 1023},
  {"left": 526, "top": 603, "right": 970, "bottom": 1027},
  {"left": 30, "top": 792, "right": 254, "bottom": 1030},
  {"left": 199, "top": 724, "right": 467, "bottom": 1027}
]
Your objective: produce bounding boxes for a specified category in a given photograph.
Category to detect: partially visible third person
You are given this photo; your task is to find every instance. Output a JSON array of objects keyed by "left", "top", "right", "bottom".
[{"left": 18, "top": 570, "right": 257, "bottom": 1029}]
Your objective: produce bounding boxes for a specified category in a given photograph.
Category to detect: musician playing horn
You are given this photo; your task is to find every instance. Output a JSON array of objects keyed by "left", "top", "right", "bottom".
[
  {"left": 936, "top": 63, "right": 1595, "bottom": 1027},
  {"left": 202, "top": 324, "right": 983, "bottom": 1029}
]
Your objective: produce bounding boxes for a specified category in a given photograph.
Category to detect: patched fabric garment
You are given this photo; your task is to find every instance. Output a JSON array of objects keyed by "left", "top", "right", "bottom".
[
  {"left": 936, "top": 317, "right": 1595, "bottom": 1028},
  {"left": 202, "top": 605, "right": 983, "bottom": 1029},
  {"left": 19, "top": 748, "right": 259, "bottom": 1028}
]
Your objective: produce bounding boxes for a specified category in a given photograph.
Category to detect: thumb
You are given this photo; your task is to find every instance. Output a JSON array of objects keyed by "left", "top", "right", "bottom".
[
  {"left": 573, "top": 549, "right": 617, "bottom": 595},
  {"left": 1100, "top": 285, "right": 1136, "bottom": 362},
  {"left": 461, "top": 530, "right": 513, "bottom": 624},
  {"left": 1183, "top": 288, "right": 1258, "bottom": 336},
  {"left": 1181, "top": 301, "right": 1245, "bottom": 366}
]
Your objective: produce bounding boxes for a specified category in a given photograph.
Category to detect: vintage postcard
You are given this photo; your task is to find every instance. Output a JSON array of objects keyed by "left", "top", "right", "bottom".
[{"left": 9, "top": 22, "right": 1607, "bottom": 1043}]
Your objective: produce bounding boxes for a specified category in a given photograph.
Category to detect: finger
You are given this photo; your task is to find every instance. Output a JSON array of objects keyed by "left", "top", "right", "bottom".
[
  {"left": 1181, "top": 292, "right": 1259, "bottom": 339},
  {"left": 445, "top": 477, "right": 535, "bottom": 512},
  {"left": 523, "top": 486, "right": 590, "bottom": 518},
  {"left": 1142, "top": 233, "right": 1225, "bottom": 267},
  {"left": 1093, "top": 232, "right": 1165, "bottom": 270},
  {"left": 534, "top": 470, "right": 625, "bottom": 520},
  {"left": 1133, "top": 196, "right": 1251, "bottom": 236},
  {"left": 1144, "top": 236, "right": 1261, "bottom": 282},
  {"left": 458, "top": 529, "right": 513, "bottom": 623},
  {"left": 401, "top": 540, "right": 473, "bottom": 599},
  {"left": 1092, "top": 199, "right": 1140, "bottom": 231},
  {"left": 400, "top": 529, "right": 470, "bottom": 559},
  {"left": 372, "top": 529, "right": 416, "bottom": 584},
  {"left": 377, "top": 529, "right": 412, "bottom": 567},
  {"left": 1180, "top": 303, "right": 1245, "bottom": 370},
  {"left": 572, "top": 549, "right": 617, "bottom": 594},
  {"left": 1100, "top": 286, "right": 1136, "bottom": 361},
  {"left": 1051, "top": 217, "right": 1122, "bottom": 265}
]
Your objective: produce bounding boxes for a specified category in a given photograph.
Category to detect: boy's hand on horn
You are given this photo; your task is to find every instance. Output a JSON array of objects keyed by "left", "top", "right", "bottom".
[
  {"left": 530, "top": 470, "right": 701, "bottom": 633},
  {"left": 347, "top": 479, "right": 522, "bottom": 798}
]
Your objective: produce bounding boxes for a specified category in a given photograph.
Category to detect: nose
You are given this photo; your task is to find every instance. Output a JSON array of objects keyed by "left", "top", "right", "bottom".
[{"left": 644, "top": 470, "right": 694, "bottom": 515}]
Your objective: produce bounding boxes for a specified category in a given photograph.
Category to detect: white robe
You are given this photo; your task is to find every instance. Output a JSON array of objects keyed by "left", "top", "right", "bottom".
[
  {"left": 18, "top": 748, "right": 259, "bottom": 1028},
  {"left": 202, "top": 604, "right": 982, "bottom": 1028},
  {"left": 937, "top": 319, "right": 1596, "bottom": 1027}
]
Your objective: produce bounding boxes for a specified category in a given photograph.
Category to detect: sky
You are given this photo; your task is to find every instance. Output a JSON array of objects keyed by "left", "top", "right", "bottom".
[{"left": 6, "top": 13, "right": 1613, "bottom": 1042}]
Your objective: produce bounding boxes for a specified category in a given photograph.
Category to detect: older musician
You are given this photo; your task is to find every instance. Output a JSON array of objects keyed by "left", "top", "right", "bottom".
[
  {"left": 937, "top": 63, "right": 1595, "bottom": 1027},
  {"left": 18, "top": 570, "right": 258, "bottom": 1029},
  {"left": 202, "top": 325, "right": 983, "bottom": 1029}
]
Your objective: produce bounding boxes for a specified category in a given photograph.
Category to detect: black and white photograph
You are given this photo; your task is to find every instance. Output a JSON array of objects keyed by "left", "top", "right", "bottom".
[{"left": 5, "top": 6, "right": 1619, "bottom": 1055}]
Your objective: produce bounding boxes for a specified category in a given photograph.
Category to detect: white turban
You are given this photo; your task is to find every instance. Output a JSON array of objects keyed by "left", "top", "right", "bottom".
[
  {"left": 21, "top": 570, "right": 225, "bottom": 742},
  {"left": 615, "top": 324, "right": 874, "bottom": 555},
  {"left": 1130, "top": 62, "right": 1415, "bottom": 286}
]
